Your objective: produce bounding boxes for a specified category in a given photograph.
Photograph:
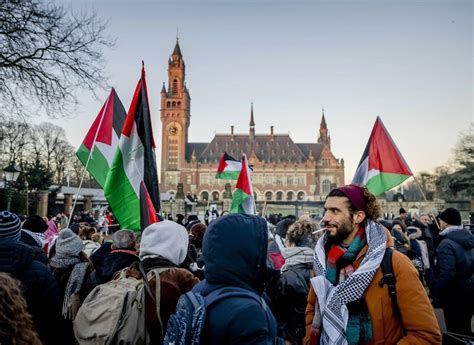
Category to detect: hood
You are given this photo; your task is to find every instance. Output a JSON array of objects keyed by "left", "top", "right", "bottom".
[
  {"left": 407, "top": 226, "right": 422, "bottom": 240},
  {"left": 0, "top": 240, "right": 35, "bottom": 274},
  {"left": 140, "top": 220, "right": 189, "bottom": 265},
  {"left": 203, "top": 214, "right": 268, "bottom": 293},
  {"left": 444, "top": 228, "right": 474, "bottom": 249}
]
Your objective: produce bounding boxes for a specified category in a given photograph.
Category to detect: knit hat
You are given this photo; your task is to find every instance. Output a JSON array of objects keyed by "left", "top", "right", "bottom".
[
  {"left": 140, "top": 220, "right": 189, "bottom": 265},
  {"left": 439, "top": 208, "right": 461, "bottom": 226},
  {"left": 0, "top": 211, "right": 22, "bottom": 242},
  {"left": 54, "top": 228, "right": 84, "bottom": 257},
  {"left": 334, "top": 184, "right": 367, "bottom": 213},
  {"left": 22, "top": 215, "right": 49, "bottom": 233}
]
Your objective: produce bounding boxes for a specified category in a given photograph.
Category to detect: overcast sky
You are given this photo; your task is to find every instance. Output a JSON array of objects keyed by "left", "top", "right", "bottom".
[{"left": 45, "top": 0, "right": 473, "bottom": 183}]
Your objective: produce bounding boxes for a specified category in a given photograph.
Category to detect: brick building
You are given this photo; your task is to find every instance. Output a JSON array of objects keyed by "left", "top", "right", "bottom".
[{"left": 160, "top": 40, "right": 344, "bottom": 202}]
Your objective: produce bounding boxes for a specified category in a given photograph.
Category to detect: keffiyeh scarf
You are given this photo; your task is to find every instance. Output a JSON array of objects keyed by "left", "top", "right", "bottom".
[{"left": 311, "top": 221, "right": 387, "bottom": 345}]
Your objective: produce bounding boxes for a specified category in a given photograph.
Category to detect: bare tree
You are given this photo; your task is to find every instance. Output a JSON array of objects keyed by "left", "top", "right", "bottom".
[
  {"left": 0, "top": 118, "right": 30, "bottom": 165},
  {"left": 52, "top": 139, "right": 74, "bottom": 184},
  {"left": 0, "top": 0, "right": 114, "bottom": 118},
  {"left": 31, "top": 122, "right": 66, "bottom": 172}
]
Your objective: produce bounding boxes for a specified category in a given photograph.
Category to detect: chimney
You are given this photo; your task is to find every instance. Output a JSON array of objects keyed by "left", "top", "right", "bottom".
[
  {"left": 270, "top": 126, "right": 274, "bottom": 136},
  {"left": 231, "top": 125, "right": 234, "bottom": 135}
]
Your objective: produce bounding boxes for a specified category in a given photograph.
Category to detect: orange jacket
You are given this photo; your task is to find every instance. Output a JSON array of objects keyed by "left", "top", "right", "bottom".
[{"left": 304, "top": 229, "right": 441, "bottom": 344}]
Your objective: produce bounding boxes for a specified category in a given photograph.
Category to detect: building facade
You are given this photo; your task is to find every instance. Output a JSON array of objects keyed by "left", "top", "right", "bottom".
[{"left": 160, "top": 40, "right": 344, "bottom": 202}]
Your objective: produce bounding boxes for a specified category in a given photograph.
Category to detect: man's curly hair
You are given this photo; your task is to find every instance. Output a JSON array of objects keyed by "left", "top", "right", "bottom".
[
  {"left": 0, "top": 273, "right": 42, "bottom": 345},
  {"left": 327, "top": 185, "right": 382, "bottom": 221}
]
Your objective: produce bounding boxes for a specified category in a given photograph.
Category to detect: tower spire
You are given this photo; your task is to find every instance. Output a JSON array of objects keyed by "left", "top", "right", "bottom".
[
  {"left": 318, "top": 108, "right": 330, "bottom": 148},
  {"left": 173, "top": 37, "right": 182, "bottom": 57},
  {"left": 249, "top": 102, "right": 255, "bottom": 138},
  {"left": 320, "top": 107, "right": 327, "bottom": 130}
]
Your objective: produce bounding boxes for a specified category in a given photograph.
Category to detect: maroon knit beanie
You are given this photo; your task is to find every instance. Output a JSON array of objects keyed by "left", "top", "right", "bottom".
[{"left": 333, "top": 184, "right": 367, "bottom": 213}]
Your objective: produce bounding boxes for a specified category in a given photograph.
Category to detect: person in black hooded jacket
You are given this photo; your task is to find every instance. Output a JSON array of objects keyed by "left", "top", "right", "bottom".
[
  {"left": 0, "top": 211, "right": 73, "bottom": 344},
  {"left": 430, "top": 208, "right": 474, "bottom": 337},
  {"left": 196, "top": 213, "right": 279, "bottom": 345}
]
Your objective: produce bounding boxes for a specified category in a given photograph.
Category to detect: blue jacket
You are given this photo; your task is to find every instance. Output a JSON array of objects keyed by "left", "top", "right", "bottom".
[
  {"left": 431, "top": 227, "right": 474, "bottom": 302},
  {"left": 198, "top": 214, "right": 276, "bottom": 345},
  {"left": 0, "top": 240, "right": 74, "bottom": 344}
]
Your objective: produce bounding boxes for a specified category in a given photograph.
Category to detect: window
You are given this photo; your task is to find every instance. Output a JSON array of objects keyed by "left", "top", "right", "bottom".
[
  {"left": 166, "top": 101, "right": 171, "bottom": 107},
  {"left": 276, "top": 191, "right": 283, "bottom": 201},
  {"left": 322, "top": 179, "right": 331, "bottom": 194},
  {"left": 287, "top": 175, "right": 294, "bottom": 185},
  {"left": 276, "top": 175, "right": 283, "bottom": 185},
  {"left": 286, "top": 191, "right": 294, "bottom": 201},
  {"left": 200, "top": 191, "right": 209, "bottom": 201},
  {"left": 297, "top": 191, "right": 305, "bottom": 201},
  {"left": 265, "top": 191, "right": 273, "bottom": 201},
  {"left": 173, "top": 79, "right": 178, "bottom": 94},
  {"left": 172, "top": 101, "right": 176, "bottom": 107},
  {"left": 187, "top": 175, "right": 191, "bottom": 185},
  {"left": 212, "top": 191, "right": 220, "bottom": 201}
]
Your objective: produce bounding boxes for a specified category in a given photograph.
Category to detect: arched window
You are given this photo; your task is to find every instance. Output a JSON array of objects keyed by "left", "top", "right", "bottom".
[
  {"left": 212, "top": 191, "right": 220, "bottom": 201},
  {"left": 200, "top": 191, "right": 209, "bottom": 201},
  {"left": 287, "top": 191, "right": 294, "bottom": 201},
  {"left": 297, "top": 191, "right": 305, "bottom": 201},
  {"left": 265, "top": 191, "right": 273, "bottom": 201},
  {"left": 276, "top": 191, "right": 283, "bottom": 201},
  {"left": 172, "top": 101, "right": 176, "bottom": 107},
  {"left": 166, "top": 101, "right": 171, "bottom": 107},
  {"left": 177, "top": 101, "right": 181, "bottom": 108},
  {"left": 322, "top": 179, "right": 332, "bottom": 194},
  {"left": 173, "top": 79, "right": 178, "bottom": 94}
]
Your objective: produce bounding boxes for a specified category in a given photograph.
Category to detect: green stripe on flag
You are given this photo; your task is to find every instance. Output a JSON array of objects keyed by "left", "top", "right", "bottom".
[
  {"left": 230, "top": 188, "right": 250, "bottom": 214},
  {"left": 215, "top": 171, "right": 240, "bottom": 180},
  {"left": 366, "top": 172, "right": 411, "bottom": 197},
  {"left": 104, "top": 149, "right": 141, "bottom": 231},
  {"left": 76, "top": 144, "right": 110, "bottom": 188}
]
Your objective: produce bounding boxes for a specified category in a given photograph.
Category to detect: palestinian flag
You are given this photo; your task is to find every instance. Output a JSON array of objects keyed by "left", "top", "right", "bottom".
[
  {"left": 104, "top": 64, "right": 160, "bottom": 231},
  {"left": 230, "top": 154, "right": 255, "bottom": 214},
  {"left": 216, "top": 152, "right": 242, "bottom": 180},
  {"left": 352, "top": 116, "right": 412, "bottom": 196},
  {"left": 76, "top": 88, "right": 127, "bottom": 188}
]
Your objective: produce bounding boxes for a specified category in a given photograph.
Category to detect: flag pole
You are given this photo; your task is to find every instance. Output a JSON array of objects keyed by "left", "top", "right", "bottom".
[
  {"left": 66, "top": 95, "right": 111, "bottom": 229},
  {"left": 411, "top": 175, "right": 441, "bottom": 230}
]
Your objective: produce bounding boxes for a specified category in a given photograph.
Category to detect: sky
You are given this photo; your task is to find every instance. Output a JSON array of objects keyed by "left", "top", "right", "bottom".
[{"left": 43, "top": 0, "right": 473, "bottom": 184}]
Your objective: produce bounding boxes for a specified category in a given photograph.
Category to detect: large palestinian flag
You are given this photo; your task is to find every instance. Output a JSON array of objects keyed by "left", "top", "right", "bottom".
[
  {"left": 76, "top": 88, "right": 127, "bottom": 188},
  {"left": 352, "top": 117, "right": 412, "bottom": 196},
  {"left": 104, "top": 64, "right": 160, "bottom": 231},
  {"left": 230, "top": 154, "right": 255, "bottom": 214},
  {"left": 216, "top": 152, "right": 242, "bottom": 180}
]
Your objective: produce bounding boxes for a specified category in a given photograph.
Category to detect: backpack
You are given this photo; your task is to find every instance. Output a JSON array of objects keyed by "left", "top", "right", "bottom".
[
  {"left": 379, "top": 248, "right": 403, "bottom": 325},
  {"left": 73, "top": 263, "right": 170, "bottom": 345},
  {"left": 163, "top": 283, "right": 281, "bottom": 345}
]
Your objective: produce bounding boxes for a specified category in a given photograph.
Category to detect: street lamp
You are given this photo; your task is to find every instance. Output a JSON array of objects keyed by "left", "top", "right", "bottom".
[{"left": 3, "top": 162, "right": 21, "bottom": 211}]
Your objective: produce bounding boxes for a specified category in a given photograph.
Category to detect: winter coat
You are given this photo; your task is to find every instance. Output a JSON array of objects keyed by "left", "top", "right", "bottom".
[
  {"left": 0, "top": 240, "right": 74, "bottom": 345},
  {"left": 431, "top": 227, "right": 474, "bottom": 304},
  {"left": 198, "top": 214, "right": 277, "bottom": 345},
  {"left": 304, "top": 228, "right": 441, "bottom": 345},
  {"left": 141, "top": 256, "right": 199, "bottom": 343},
  {"left": 82, "top": 240, "right": 100, "bottom": 257},
  {"left": 274, "top": 246, "right": 313, "bottom": 345}
]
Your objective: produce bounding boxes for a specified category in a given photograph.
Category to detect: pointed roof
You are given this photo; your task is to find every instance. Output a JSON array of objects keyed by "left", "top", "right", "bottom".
[
  {"left": 161, "top": 82, "right": 166, "bottom": 93},
  {"left": 249, "top": 102, "right": 255, "bottom": 127},
  {"left": 173, "top": 39, "right": 182, "bottom": 57},
  {"left": 320, "top": 108, "right": 327, "bottom": 130}
]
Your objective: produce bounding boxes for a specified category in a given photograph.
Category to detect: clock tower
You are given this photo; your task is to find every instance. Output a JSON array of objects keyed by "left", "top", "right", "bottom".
[{"left": 160, "top": 39, "right": 191, "bottom": 189}]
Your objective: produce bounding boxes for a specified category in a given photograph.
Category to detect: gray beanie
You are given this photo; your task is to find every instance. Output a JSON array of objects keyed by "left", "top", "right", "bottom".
[{"left": 55, "top": 228, "right": 84, "bottom": 257}]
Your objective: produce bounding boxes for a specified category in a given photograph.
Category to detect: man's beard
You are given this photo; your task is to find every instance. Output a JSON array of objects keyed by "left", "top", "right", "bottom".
[{"left": 325, "top": 216, "right": 354, "bottom": 245}]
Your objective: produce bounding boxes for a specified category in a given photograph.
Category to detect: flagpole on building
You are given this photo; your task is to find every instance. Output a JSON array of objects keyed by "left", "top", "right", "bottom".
[
  {"left": 67, "top": 95, "right": 111, "bottom": 229},
  {"left": 411, "top": 176, "right": 441, "bottom": 229}
]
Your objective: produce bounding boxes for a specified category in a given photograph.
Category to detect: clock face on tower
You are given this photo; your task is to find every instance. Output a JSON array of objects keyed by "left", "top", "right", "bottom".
[{"left": 168, "top": 125, "right": 178, "bottom": 136}]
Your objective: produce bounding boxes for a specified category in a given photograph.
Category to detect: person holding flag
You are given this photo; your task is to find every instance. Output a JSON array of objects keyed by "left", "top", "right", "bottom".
[{"left": 230, "top": 154, "right": 255, "bottom": 215}]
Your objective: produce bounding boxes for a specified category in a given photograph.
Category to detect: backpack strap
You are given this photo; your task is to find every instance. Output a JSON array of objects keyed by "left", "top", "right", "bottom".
[{"left": 379, "top": 248, "right": 404, "bottom": 328}]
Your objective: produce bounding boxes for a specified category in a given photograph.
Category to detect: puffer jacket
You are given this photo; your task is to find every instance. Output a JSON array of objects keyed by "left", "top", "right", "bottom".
[
  {"left": 0, "top": 239, "right": 74, "bottom": 344},
  {"left": 274, "top": 246, "right": 313, "bottom": 345},
  {"left": 304, "top": 228, "right": 441, "bottom": 344},
  {"left": 198, "top": 214, "right": 278, "bottom": 345},
  {"left": 431, "top": 227, "right": 474, "bottom": 302}
]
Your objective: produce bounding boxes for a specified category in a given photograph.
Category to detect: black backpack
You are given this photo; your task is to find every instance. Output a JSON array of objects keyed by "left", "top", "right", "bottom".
[{"left": 379, "top": 248, "right": 402, "bottom": 323}]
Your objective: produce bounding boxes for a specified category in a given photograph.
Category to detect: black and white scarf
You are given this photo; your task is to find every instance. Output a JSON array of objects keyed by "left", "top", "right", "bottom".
[{"left": 311, "top": 221, "right": 387, "bottom": 345}]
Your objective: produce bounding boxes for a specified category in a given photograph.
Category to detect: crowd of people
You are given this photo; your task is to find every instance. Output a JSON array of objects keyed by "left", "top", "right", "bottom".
[{"left": 0, "top": 184, "right": 472, "bottom": 344}]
